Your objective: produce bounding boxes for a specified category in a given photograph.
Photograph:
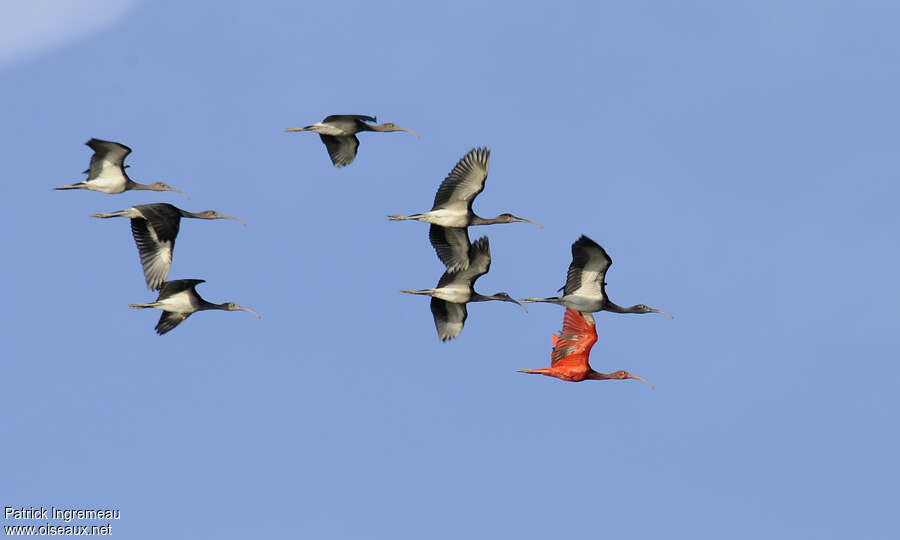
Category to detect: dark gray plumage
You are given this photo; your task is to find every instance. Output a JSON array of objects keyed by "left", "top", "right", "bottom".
[{"left": 428, "top": 224, "right": 472, "bottom": 272}]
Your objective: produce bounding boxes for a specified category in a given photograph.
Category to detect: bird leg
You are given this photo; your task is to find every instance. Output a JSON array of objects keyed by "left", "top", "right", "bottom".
[
  {"left": 91, "top": 211, "right": 129, "bottom": 219},
  {"left": 387, "top": 214, "right": 422, "bottom": 221},
  {"left": 516, "top": 368, "right": 552, "bottom": 376},
  {"left": 128, "top": 302, "right": 158, "bottom": 309},
  {"left": 518, "top": 296, "right": 565, "bottom": 305},
  {"left": 400, "top": 289, "right": 435, "bottom": 296}
]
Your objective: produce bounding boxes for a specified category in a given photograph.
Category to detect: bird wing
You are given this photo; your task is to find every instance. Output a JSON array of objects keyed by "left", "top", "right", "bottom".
[
  {"left": 563, "top": 235, "right": 612, "bottom": 299},
  {"left": 432, "top": 236, "right": 491, "bottom": 293},
  {"left": 550, "top": 308, "right": 598, "bottom": 368},
  {"left": 155, "top": 311, "right": 191, "bottom": 335},
  {"left": 323, "top": 114, "right": 376, "bottom": 124},
  {"left": 429, "top": 225, "right": 471, "bottom": 272},
  {"left": 430, "top": 297, "right": 468, "bottom": 341},
  {"left": 431, "top": 147, "right": 490, "bottom": 211},
  {"left": 156, "top": 279, "right": 205, "bottom": 300},
  {"left": 319, "top": 134, "right": 359, "bottom": 167},
  {"left": 130, "top": 205, "right": 182, "bottom": 290},
  {"left": 86, "top": 138, "right": 131, "bottom": 178}
]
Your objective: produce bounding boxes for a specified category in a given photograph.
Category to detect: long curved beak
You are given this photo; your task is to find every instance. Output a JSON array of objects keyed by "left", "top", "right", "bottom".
[
  {"left": 236, "top": 305, "right": 261, "bottom": 318},
  {"left": 627, "top": 372, "right": 654, "bottom": 389},
  {"left": 649, "top": 308, "right": 674, "bottom": 319},
  {"left": 167, "top": 186, "right": 190, "bottom": 199},
  {"left": 397, "top": 127, "right": 420, "bottom": 138},
  {"left": 222, "top": 215, "right": 247, "bottom": 227},
  {"left": 513, "top": 217, "right": 542, "bottom": 229},
  {"left": 505, "top": 297, "right": 528, "bottom": 312}
]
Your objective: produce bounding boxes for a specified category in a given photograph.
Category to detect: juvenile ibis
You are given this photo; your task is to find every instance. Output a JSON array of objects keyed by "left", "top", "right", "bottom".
[
  {"left": 284, "top": 114, "right": 418, "bottom": 167},
  {"left": 91, "top": 203, "right": 245, "bottom": 290},
  {"left": 54, "top": 138, "right": 188, "bottom": 197},
  {"left": 517, "top": 308, "right": 652, "bottom": 386},
  {"left": 389, "top": 147, "right": 541, "bottom": 230},
  {"left": 401, "top": 236, "right": 526, "bottom": 341},
  {"left": 129, "top": 279, "right": 260, "bottom": 335},
  {"left": 521, "top": 235, "right": 671, "bottom": 317}
]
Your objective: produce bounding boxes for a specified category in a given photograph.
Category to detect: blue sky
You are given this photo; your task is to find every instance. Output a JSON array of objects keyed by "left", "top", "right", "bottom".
[{"left": 2, "top": 1, "right": 899, "bottom": 538}]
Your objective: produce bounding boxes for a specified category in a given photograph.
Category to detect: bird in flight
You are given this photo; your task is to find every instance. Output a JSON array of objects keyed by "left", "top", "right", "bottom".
[
  {"left": 92, "top": 203, "right": 245, "bottom": 290},
  {"left": 521, "top": 235, "right": 671, "bottom": 317},
  {"left": 284, "top": 114, "right": 418, "bottom": 167},
  {"left": 389, "top": 147, "right": 541, "bottom": 229},
  {"left": 401, "top": 236, "right": 525, "bottom": 341},
  {"left": 54, "top": 138, "right": 188, "bottom": 197},
  {"left": 517, "top": 308, "right": 653, "bottom": 386},
  {"left": 129, "top": 279, "right": 259, "bottom": 335}
]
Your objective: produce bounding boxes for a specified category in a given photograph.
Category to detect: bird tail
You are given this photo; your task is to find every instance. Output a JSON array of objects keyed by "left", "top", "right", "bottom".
[{"left": 53, "top": 182, "right": 85, "bottom": 190}]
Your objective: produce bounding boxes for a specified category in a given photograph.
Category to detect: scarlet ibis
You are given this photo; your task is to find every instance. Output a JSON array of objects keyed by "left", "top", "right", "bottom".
[
  {"left": 54, "top": 138, "right": 188, "bottom": 197},
  {"left": 284, "top": 114, "right": 418, "bottom": 167},
  {"left": 517, "top": 308, "right": 652, "bottom": 386},
  {"left": 401, "top": 236, "right": 526, "bottom": 341},
  {"left": 521, "top": 235, "right": 671, "bottom": 317},
  {"left": 129, "top": 279, "right": 260, "bottom": 335},
  {"left": 92, "top": 203, "right": 245, "bottom": 290},
  {"left": 388, "top": 147, "right": 542, "bottom": 233}
]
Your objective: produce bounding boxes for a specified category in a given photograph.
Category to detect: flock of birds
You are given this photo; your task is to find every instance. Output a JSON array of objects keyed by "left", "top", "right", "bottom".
[
  {"left": 55, "top": 114, "right": 671, "bottom": 385},
  {"left": 54, "top": 138, "right": 259, "bottom": 334}
]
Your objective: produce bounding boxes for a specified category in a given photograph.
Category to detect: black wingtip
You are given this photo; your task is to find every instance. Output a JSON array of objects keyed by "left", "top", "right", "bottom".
[{"left": 573, "top": 234, "right": 599, "bottom": 247}]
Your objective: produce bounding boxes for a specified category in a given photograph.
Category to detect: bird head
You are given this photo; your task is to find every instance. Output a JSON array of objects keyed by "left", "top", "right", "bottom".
[
  {"left": 492, "top": 292, "right": 528, "bottom": 312},
  {"left": 498, "top": 213, "right": 542, "bottom": 228},
  {"left": 631, "top": 304, "right": 673, "bottom": 318},
  {"left": 151, "top": 182, "right": 189, "bottom": 199},
  {"left": 223, "top": 303, "right": 261, "bottom": 318},
  {"left": 196, "top": 211, "right": 246, "bottom": 226}
]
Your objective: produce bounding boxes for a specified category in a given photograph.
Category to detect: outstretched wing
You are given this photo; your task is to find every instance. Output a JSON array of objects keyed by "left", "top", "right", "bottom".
[
  {"left": 430, "top": 298, "right": 468, "bottom": 342},
  {"left": 429, "top": 225, "right": 471, "bottom": 272},
  {"left": 86, "top": 138, "right": 131, "bottom": 179},
  {"left": 156, "top": 279, "right": 205, "bottom": 300},
  {"left": 130, "top": 205, "right": 182, "bottom": 290},
  {"left": 433, "top": 235, "right": 491, "bottom": 292},
  {"left": 460, "top": 236, "right": 491, "bottom": 287},
  {"left": 156, "top": 311, "right": 191, "bottom": 335},
  {"left": 319, "top": 134, "right": 360, "bottom": 167},
  {"left": 323, "top": 114, "right": 376, "bottom": 124},
  {"left": 563, "top": 235, "right": 612, "bottom": 299},
  {"left": 431, "top": 147, "right": 490, "bottom": 211},
  {"left": 550, "top": 308, "right": 597, "bottom": 368}
]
